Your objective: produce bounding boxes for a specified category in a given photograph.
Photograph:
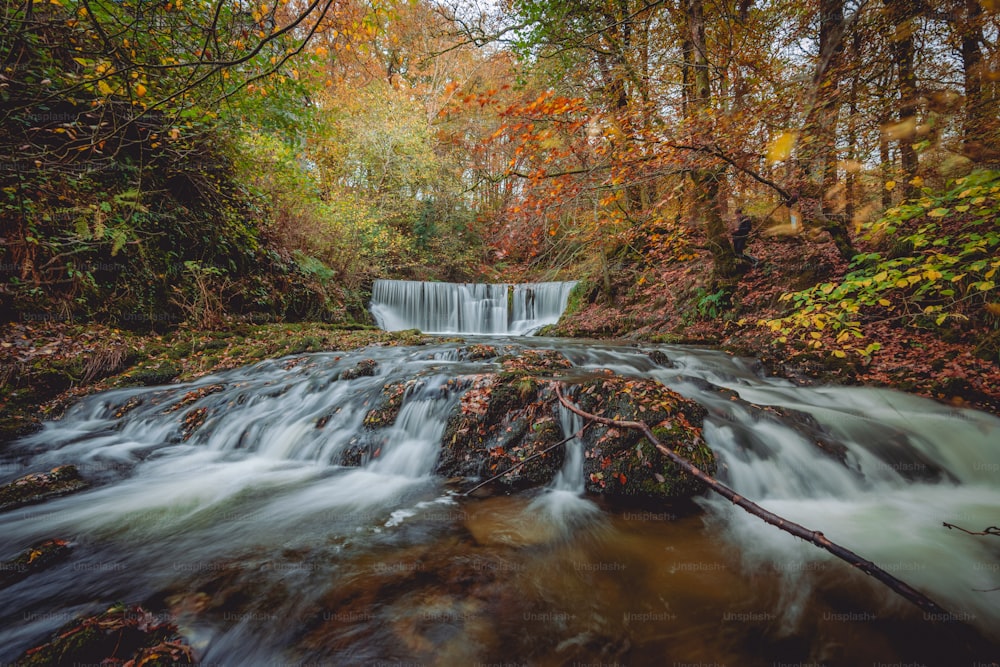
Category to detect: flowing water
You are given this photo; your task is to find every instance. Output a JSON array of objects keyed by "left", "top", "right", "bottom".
[
  {"left": 370, "top": 279, "right": 578, "bottom": 335},
  {"left": 2, "top": 335, "right": 999, "bottom": 663}
]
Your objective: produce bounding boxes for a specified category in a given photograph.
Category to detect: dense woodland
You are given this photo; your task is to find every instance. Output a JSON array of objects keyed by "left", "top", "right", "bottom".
[{"left": 1, "top": 0, "right": 999, "bottom": 403}]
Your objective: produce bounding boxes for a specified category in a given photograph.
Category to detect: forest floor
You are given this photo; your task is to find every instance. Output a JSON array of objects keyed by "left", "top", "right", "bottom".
[{"left": 550, "top": 231, "right": 1000, "bottom": 416}]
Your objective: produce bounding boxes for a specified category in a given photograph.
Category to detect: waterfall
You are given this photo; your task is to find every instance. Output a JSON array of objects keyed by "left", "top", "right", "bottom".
[{"left": 369, "top": 279, "right": 577, "bottom": 335}]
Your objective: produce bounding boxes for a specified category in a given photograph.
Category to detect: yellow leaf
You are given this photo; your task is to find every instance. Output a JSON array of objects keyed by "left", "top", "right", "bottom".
[
  {"left": 831, "top": 350, "right": 847, "bottom": 358},
  {"left": 951, "top": 273, "right": 966, "bottom": 282},
  {"left": 955, "top": 205, "right": 971, "bottom": 212},
  {"left": 878, "top": 298, "right": 891, "bottom": 307},
  {"left": 874, "top": 271, "right": 888, "bottom": 282},
  {"left": 896, "top": 279, "right": 909, "bottom": 287},
  {"left": 809, "top": 331, "right": 823, "bottom": 340},
  {"left": 136, "top": 83, "right": 147, "bottom": 97},
  {"left": 909, "top": 175, "right": 924, "bottom": 187},
  {"left": 927, "top": 207, "right": 949, "bottom": 217},
  {"left": 884, "top": 180, "right": 896, "bottom": 191},
  {"left": 984, "top": 303, "right": 1000, "bottom": 316},
  {"left": 766, "top": 131, "right": 797, "bottom": 165}
]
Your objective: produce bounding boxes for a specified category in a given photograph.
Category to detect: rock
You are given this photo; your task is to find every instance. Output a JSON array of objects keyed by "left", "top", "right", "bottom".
[
  {"left": 0, "top": 465, "right": 87, "bottom": 512},
  {"left": 338, "top": 358, "right": 378, "bottom": 381},
  {"left": 0, "top": 539, "right": 72, "bottom": 588},
  {"left": 129, "top": 361, "right": 181, "bottom": 386},
  {"left": 16, "top": 604, "right": 193, "bottom": 666},
  {"left": 438, "top": 374, "right": 566, "bottom": 489},
  {"left": 436, "top": 349, "right": 716, "bottom": 501},
  {"left": 362, "top": 379, "right": 424, "bottom": 430},
  {"left": 575, "top": 375, "right": 715, "bottom": 500}
]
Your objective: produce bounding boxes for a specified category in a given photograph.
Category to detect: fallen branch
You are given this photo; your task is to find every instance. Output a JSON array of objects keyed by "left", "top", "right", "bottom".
[
  {"left": 554, "top": 384, "right": 958, "bottom": 619},
  {"left": 463, "top": 423, "right": 590, "bottom": 497},
  {"left": 944, "top": 522, "right": 1000, "bottom": 537}
]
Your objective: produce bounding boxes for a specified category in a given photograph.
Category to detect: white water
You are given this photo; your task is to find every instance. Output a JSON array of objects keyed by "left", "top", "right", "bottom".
[
  {"left": 370, "top": 279, "right": 577, "bottom": 335},
  {"left": 1, "top": 339, "right": 999, "bottom": 663}
]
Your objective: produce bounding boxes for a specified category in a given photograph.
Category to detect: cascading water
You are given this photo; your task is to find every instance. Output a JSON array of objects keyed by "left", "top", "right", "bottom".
[
  {"left": 1, "top": 339, "right": 998, "bottom": 665},
  {"left": 369, "top": 279, "right": 577, "bottom": 335}
]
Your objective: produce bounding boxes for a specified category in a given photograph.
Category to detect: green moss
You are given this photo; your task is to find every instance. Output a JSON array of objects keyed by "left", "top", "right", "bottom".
[{"left": 0, "top": 465, "right": 87, "bottom": 511}]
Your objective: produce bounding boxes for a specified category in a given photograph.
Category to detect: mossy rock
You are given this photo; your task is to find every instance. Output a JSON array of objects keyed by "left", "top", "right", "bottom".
[
  {"left": 0, "top": 465, "right": 87, "bottom": 512},
  {"left": 16, "top": 604, "right": 193, "bottom": 666},
  {"left": 362, "top": 379, "right": 423, "bottom": 430},
  {"left": 337, "top": 358, "right": 378, "bottom": 381},
  {"left": 456, "top": 344, "right": 501, "bottom": 361},
  {"left": 0, "top": 539, "right": 72, "bottom": 588},
  {"left": 437, "top": 373, "right": 565, "bottom": 489},
  {"left": 575, "top": 375, "right": 715, "bottom": 501},
  {"left": 127, "top": 361, "right": 182, "bottom": 386},
  {"left": 0, "top": 414, "right": 42, "bottom": 444}
]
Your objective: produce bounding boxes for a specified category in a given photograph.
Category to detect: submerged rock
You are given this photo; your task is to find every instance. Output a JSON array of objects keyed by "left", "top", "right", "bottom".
[
  {"left": 0, "top": 465, "right": 87, "bottom": 511},
  {"left": 16, "top": 604, "right": 193, "bottom": 666},
  {"left": 0, "top": 538, "right": 72, "bottom": 588}
]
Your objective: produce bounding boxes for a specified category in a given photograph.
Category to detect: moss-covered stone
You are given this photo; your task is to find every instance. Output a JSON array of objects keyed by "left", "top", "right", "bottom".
[
  {"left": 16, "top": 604, "right": 193, "bottom": 666},
  {"left": 0, "top": 465, "right": 87, "bottom": 512},
  {"left": 338, "top": 358, "right": 378, "bottom": 381},
  {"left": 128, "top": 361, "right": 182, "bottom": 386},
  {"left": 0, "top": 538, "right": 72, "bottom": 588},
  {"left": 437, "top": 373, "right": 565, "bottom": 489},
  {"left": 574, "top": 375, "right": 714, "bottom": 500},
  {"left": 362, "top": 379, "right": 423, "bottom": 430},
  {"left": 436, "top": 349, "right": 716, "bottom": 501}
]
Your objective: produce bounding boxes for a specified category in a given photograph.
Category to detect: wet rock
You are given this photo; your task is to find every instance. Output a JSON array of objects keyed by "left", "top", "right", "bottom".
[
  {"left": 456, "top": 344, "right": 501, "bottom": 361},
  {"left": 164, "top": 384, "right": 225, "bottom": 413},
  {"left": 181, "top": 407, "right": 208, "bottom": 440},
  {"left": 338, "top": 358, "right": 378, "bottom": 381},
  {"left": 0, "top": 538, "right": 72, "bottom": 588},
  {"left": 437, "top": 349, "right": 716, "bottom": 501},
  {"left": 747, "top": 404, "right": 849, "bottom": 464},
  {"left": 437, "top": 374, "right": 565, "bottom": 490},
  {"left": 646, "top": 349, "right": 674, "bottom": 368},
  {"left": 575, "top": 375, "right": 714, "bottom": 500},
  {"left": 0, "top": 414, "right": 42, "bottom": 444},
  {"left": 16, "top": 604, "right": 193, "bottom": 666},
  {"left": 362, "top": 379, "right": 424, "bottom": 430},
  {"left": 0, "top": 465, "right": 87, "bottom": 512}
]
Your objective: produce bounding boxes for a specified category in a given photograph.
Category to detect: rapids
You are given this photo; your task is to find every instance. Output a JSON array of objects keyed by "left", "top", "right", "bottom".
[{"left": 1, "top": 338, "right": 998, "bottom": 665}]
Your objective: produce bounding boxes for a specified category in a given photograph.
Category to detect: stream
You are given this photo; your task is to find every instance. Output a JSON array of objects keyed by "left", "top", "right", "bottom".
[{"left": 1, "top": 282, "right": 999, "bottom": 665}]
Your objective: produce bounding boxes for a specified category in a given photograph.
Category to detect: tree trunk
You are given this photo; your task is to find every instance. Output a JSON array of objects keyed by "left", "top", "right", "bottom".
[
  {"left": 957, "top": 0, "right": 996, "bottom": 164},
  {"left": 685, "top": 0, "right": 738, "bottom": 281},
  {"left": 886, "top": 0, "right": 918, "bottom": 194}
]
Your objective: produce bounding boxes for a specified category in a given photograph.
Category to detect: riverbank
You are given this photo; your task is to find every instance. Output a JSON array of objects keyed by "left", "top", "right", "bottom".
[{"left": 547, "top": 232, "right": 1000, "bottom": 416}]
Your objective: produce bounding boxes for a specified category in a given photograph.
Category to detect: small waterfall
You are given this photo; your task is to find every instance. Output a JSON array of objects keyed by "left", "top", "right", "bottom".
[
  {"left": 526, "top": 404, "right": 602, "bottom": 532},
  {"left": 370, "top": 279, "right": 577, "bottom": 335}
]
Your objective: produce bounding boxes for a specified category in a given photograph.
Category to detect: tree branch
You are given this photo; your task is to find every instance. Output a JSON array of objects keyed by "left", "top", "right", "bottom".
[{"left": 554, "top": 383, "right": 975, "bottom": 625}]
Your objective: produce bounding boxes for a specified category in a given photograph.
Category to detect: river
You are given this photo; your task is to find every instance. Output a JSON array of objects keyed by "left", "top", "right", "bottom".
[{"left": 1, "top": 282, "right": 998, "bottom": 665}]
